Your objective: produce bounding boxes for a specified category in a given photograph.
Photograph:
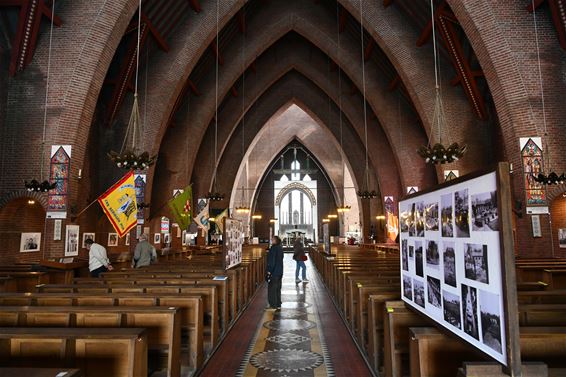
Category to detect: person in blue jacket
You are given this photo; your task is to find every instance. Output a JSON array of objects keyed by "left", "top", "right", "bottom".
[{"left": 266, "top": 235, "right": 284, "bottom": 310}]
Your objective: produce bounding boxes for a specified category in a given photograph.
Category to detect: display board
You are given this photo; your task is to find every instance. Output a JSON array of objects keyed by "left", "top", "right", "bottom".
[
  {"left": 399, "top": 169, "right": 512, "bottom": 366},
  {"left": 323, "top": 223, "right": 331, "bottom": 254},
  {"left": 223, "top": 218, "right": 243, "bottom": 270}
]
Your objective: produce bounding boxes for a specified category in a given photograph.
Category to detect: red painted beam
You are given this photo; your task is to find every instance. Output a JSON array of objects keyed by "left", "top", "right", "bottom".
[
  {"left": 364, "top": 39, "right": 375, "bottom": 61},
  {"left": 4, "top": 0, "right": 62, "bottom": 76},
  {"left": 237, "top": 9, "right": 246, "bottom": 34},
  {"left": 188, "top": 0, "right": 201, "bottom": 13},
  {"left": 141, "top": 13, "right": 169, "bottom": 52},
  {"left": 188, "top": 79, "right": 200, "bottom": 96},
  {"left": 436, "top": 12, "right": 487, "bottom": 120},
  {"left": 527, "top": 0, "right": 546, "bottom": 12},
  {"left": 415, "top": 2, "right": 447, "bottom": 47},
  {"left": 547, "top": 0, "right": 566, "bottom": 50},
  {"left": 211, "top": 40, "right": 224, "bottom": 66},
  {"left": 350, "top": 82, "right": 357, "bottom": 95},
  {"left": 250, "top": 60, "right": 257, "bottom": 73},
  {"left": 383, "top": 0, "right": 393, "bottom": 7},
  {"left": 105, "top": 23, "right": 150, "bottom": 126},
  {"left": 230, "top": 86, "right": 238, "bottom": 97},
  {"left": 387, "top": 75, "right": 400, "bottom": 91},
  {"left": 339, "top": 6, "right": 347, "bottom": 33}
]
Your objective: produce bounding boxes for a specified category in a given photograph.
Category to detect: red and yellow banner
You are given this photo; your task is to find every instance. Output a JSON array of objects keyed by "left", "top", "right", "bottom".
[
  {"left": 98, "top": 171, "right": 138, "bottom": 237},
  {"left": 386, "top": 212, "right": 399, "bottom": 242}
]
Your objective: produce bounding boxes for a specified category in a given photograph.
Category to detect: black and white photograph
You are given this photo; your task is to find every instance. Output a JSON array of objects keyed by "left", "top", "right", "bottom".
[
  {"left": 125, "top": 233, "right": 130, "bottom": 246},
  {"left": 402, "top": 245, "right": 409, "bottom": 271},
  {"left": 426, "top": 240, "right": 440, "bottom": 270},
  {"left": 82, "top": 233, "right": 95, "bottom": 248},
  {"left": 154, "top": 233, "right": 161, "bottom": 244},
  {"left": 427, "top": 275, "right": 441, "bottom": 308},
  {"left": 403, "top": 275, "right": 413, "bottom": 300},
  {"left": 65, "top": 225, "right": 79, "bottom": 256},
  {"left": 443, "top": 242, "right": 457, "bottom": 287},
  {"left": 408, "top": 203, "right": 416, "bottom": 237},
  {"left": 441, "top": 193, "right": 454, "bottom": 237},
  {"left": 425, "top": 202, "right": 439, "bottom": 231},
  {"left": 464, "top": 243, "right": 489, "bottom": 284},
  {"left": 414, "top": 279, "right": 425, "bottom": 308},
  {"left": 20, "top": 232, "right": 41, "bottom": 252},
  {"left": 415, "top": 201, "right": 425, "bottom": 237},
  {"left": 558, "top": 228, "right": 566, "bottom": 248},
  {"left": 107, "top": 233, "right": 118, "bottom": 247},
  {"left": 471, "top": 191, "right": 499, "bottom": 231},
  {"left": 443, "top": 290, "right": 462, "bottom": 329},
  {"left": 415, "top": 241, "right": 424, "bottom": 277},
  {"left": 400, "top": 209, "right": 410, "bottom": 233},
  {"left": 480, "top": 290, "right": 503, "bottom": 354},
  {"left": 462, "top": 284, "right": 479, "bottom": 340},
  {"left": 164, "top": 233, "right": 171, "bottom": 245},
  {"left": 409, "top": 245, "right": 414, "bottom": 259},
  {"left": 454, "top": 189, "right": 470, "bottom": 238},
  {"left": 402, "top": 239, "right": 408, "bottom": 256}
]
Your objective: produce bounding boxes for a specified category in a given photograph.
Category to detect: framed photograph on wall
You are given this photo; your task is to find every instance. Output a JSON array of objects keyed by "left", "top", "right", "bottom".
[
  {"left": 181, "top": 230, "right": 187, "bottom": 246},
  {"left": 163, "top": 233, "right": 171, "bottom": 245},
  {"left": 107, "top": 233, "right": 118, "bottom": 247},
  {"left": 82, "top": 233, "right": 95, "bottom": 248},
  {"left": 559, "top": 228, "right": 566, "bottom": 248},
  {"left": 125, "top": 233, "right": 131, "bottom": 246},
  {"left": 65, "top": 225, "right": 79, "bottom": 256},
  {"left": 154, "top": 233, "right": 161, "bottom": 244},
  {"left": 20, "top": 233, "right": 41, "bottom": 252}
]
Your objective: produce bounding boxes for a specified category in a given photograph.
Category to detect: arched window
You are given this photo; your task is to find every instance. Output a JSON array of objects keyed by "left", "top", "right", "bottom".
[{"left": 291, "top": 160, "right": 301, "bottom": 180}]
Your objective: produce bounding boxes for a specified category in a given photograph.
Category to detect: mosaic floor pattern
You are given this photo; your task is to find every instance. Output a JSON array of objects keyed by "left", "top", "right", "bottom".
[{"left": 237, "top": 254, "right": 334, "bottom": 377}]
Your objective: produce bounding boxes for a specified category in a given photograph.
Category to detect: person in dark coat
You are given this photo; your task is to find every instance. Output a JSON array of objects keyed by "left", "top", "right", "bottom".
[
  {"left": 292, "top": 238, "right": 308, "bottom": 283},
  {"left": 266, "top": 235, "right": 284, "bottom": 310}
]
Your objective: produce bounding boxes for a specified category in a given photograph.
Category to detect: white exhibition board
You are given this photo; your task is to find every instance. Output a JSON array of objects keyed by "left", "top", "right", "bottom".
[
  {"left": 399, "top": 171, "right": 507, "bottom": 365},
  {"left": 224, "top": 218, "right": 243, "bottom": 270}
]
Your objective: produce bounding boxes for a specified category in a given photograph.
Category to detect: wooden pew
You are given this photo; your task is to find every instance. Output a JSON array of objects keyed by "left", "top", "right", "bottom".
[
  {"left": 367, "top": 292, "right": 401, "bottom": 371},
  {"left": 37, "top": 283, "right": 220, "bottom": 349},
  {"left": 410, "top": 327, "right": 566, "bottom": 377},
  {"left": 0, "top": 327, "right": 147, "bottom": 377},
  {"left": 0, "top": 272, "right": 49, "bottom": 292},
  {"left": 0, "top": 368, "right": 82, "bottom": 377},
  {"left": 0, "top": 292, "right": 204, "bottom": 369},
  {"left": 0, "top": 306, "right": 181, "bottom": 377}
]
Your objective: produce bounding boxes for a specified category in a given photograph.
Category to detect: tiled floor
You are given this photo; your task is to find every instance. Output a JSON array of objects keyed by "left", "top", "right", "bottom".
[{"left": 200, "top": 254, "right": 373, "bottom": 377}]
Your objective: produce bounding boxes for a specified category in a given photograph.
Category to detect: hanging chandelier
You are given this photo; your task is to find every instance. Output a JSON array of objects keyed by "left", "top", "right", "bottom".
[
  {"left": 108, "top": 0, "right": 156, "bottom": 171},
  {"left": 337, "top": 205, "right": 351, "bottom": 213},
  {"left": 235, "top": 186, "right": 250, "bottom": 213},
  {"left": 207, "top": 0, "right": 225, "bottom": 201},
  {"left": 527, "top": 3, "right": 564, "bottom": 186},
  {"left": 25, "top": 1, "right": 58, "bottom": 193},
  {"left": 418, "top": 0, "right": 466, "bottom": 165},
  {"left": 355, "top": 0, "right": 377, "bottom": 200}
]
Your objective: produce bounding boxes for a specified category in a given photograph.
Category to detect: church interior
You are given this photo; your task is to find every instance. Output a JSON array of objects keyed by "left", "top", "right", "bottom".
[{"left": 0, "top": 0, "right": 565, "bottom": 376}]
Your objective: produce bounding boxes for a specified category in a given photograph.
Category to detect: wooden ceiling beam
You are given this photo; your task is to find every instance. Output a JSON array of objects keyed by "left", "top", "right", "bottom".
[
  {"left": 1, "top": 0, "right": 62, "bottom": 76},
  {"left": 364, "top": 38, "right": 375, "bottom": 61},
  {"left": 188, "top": 0, "right": 201, "bottom": 13},
  {"left": 211, "top": 40, "right": 224, "bottom": 66}
]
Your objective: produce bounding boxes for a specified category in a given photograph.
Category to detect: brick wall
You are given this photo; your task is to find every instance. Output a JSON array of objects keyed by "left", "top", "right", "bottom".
[{"left": 0, "top": 198, "right": 46, "bottom": 264}]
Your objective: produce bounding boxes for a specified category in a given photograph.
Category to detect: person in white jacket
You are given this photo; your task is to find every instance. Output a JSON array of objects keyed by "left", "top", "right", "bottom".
[{"left": 85, "top": 238, "right": 113, "bottom": 277}]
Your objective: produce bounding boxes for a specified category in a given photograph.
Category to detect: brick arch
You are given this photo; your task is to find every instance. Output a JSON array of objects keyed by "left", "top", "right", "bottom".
[
  {"left": 0, "top": 191, "right": 49, "bottom": 211},
  {"left": 275, "top": 183, "right": 317, "bottom": 207},
  {"left": 547, "top": 185, "right": 566, "bottom": 204},
  {"left": 156, "top": 37, "right": 422, "bottom": 217},
  {"left": 179, "top": 72, "right": 384, "bottom": 233}
]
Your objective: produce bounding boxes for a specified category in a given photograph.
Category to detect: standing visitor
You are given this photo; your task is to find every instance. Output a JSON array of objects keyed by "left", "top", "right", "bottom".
[
  {"left": 132, "top": 233, "right": 157, "bottom": 268},
  {"left": 266, "top": 235, "right": 284, "bottom": 310},
  {"left": 293, "top": 238, "right": 308, "bottom": 283},
  {"left": 86, "top": 238, "right": 113, "bottom": 277}
]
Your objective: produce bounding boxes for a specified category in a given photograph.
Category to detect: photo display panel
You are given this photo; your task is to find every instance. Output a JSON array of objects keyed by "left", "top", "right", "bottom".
[
  {"left": 399, "top": 171, "right": 507, "bottom": 365},
  {"left": 224, "top": 218, "right": 243, "bottom": 270}
]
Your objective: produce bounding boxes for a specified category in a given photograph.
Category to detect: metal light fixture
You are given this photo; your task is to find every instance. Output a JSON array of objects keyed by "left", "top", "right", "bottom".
[
  {"left": 25, "top": 2, "right": 58, "bottom": 193},
  {"left": 327, "top": 214, "right": 338, "bottom": 219},
  {"left": 337, "top": 205, "right": 351, "bottom": 213},
  {"left": 108, "top": 0, "right": 156, "bottom": 171},
  {"left": 418, "top": 0, "right": 466, "bottom": 165},
  {"left": 322, "top": 218, "right": 330, "bottom": 223},
  {"left": 269, "top": 218, "right": 277, "bottom": 223},
  {"left": 355, "top": 0, "right": 377, "bottom": 200},
  {"left": 251, "top": 214, "right": 262, "bottom": 220},
  {"left": 527, "top": 2, "right": 564, "bottom": 186},
  {"left": 376, "top": 215, "right": 386, "bottom": 220},
  {"left": 206, "top": 192, "right": 225, "bottom": 202}
]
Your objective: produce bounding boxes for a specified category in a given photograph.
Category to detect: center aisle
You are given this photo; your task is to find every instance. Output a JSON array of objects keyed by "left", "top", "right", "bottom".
[{"left": 199, "top": 253, "right": 374, "bottom": 377}]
